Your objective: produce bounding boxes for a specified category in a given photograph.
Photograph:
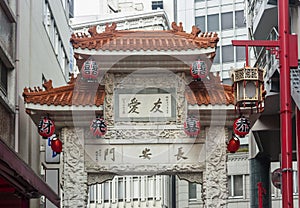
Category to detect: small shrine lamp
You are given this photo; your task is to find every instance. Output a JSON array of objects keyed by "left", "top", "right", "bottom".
[{"left": 231, "top": 66, "right": 264, "bottom": 113}]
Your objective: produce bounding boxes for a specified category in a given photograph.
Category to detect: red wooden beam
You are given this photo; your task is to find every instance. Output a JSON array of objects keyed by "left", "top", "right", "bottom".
[{"left": 232, "top": 40, "right": 279, "bottom": 47}]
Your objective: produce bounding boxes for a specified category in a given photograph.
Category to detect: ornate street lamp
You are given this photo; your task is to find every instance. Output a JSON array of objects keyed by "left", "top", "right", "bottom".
[{"left": 231, "top": 66, "right": 264, "bottom": 113}]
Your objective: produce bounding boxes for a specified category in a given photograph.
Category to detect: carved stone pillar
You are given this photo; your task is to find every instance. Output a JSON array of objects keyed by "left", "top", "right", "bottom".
[
  {"left": 104, "top": 72, "right": 115, "bottom": 126},
  {"left": 203, "top": 127, "right": 228, "bottom": 207},
  {"left": 61, "top": 127, "right": 88, "bottom": 207}
]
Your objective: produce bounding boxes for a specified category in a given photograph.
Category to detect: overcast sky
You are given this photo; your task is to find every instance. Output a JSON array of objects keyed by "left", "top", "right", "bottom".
[{"left": 73, "top": 0, "right": 100, "bottom": 17}]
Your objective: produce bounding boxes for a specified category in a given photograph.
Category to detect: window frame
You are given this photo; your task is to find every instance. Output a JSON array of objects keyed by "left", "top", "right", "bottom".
[
  {"left": 188, "top": 182, "right": 197, "bottom": 200},
  {"left": 228, "top": 175, "right": 244, "bottom": 198},
  {"left": 221, "top": 12, "right": 233, "bottom": 30},
  {"left": 152, "top": 1, "right": 163, "bottom": 10},
  {"left": 207, "top": 13, "right": 219, "bottom": 32},
  {"left": 235, "top": 10, "right": 246, "bottom": 28},
  {"left": 0, "top": 59, "right": 8, "bottom": 96}
]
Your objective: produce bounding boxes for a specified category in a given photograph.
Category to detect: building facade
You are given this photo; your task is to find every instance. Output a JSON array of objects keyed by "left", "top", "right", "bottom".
[
  {"left": 245, "top": 0, "right": 300, "bottom": 207},
  {"left": 0, "top": 0, "right": 73, "bottom": 207},
  {"left": 176, "top": 0, "right": 248, "bottom": 84}
]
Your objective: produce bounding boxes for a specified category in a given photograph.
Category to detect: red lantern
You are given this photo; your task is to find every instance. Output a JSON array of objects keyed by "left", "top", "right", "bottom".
[
  {"left": 90, "top": 117, "right": 107, "bottom": 138},
  {"left": 50, "top": 136, "right": 62, "bottom": 153},
  {"left": 81, "top": 58, "right": 99, "bottom": 80},
  {"left": 38, "top": 117, "right": 55, "bottom": 138},
  {"left": 233, "top": 117, "right": 250, "bottom": 137},
  {"left": 227, "top": 137, "right": 240, "bottom": 153},
  {"left": 184, "top": 116, "right": 201, "bottom": 137},
  {"left": 190, "top": 60, "right": 208, "bottom": 80}
]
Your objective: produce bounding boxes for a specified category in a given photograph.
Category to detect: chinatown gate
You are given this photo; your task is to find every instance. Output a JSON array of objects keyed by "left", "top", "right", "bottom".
[{"left": 23, "top": 23, "right": 236, "bottom": 207}]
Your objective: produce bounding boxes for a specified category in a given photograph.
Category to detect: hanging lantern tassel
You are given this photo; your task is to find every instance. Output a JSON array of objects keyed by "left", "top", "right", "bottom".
[
  {"left": 50, "top": 136, "right": 63, "bottom": 153},
  {"left": 38, "top": 117, "right": 55, "bottom": 139},
  {"left": 90, "top": 117, "right": 107, "bottom": 138},
  {"left": 227, "top": 136, "right": 240, "bottom": 153}
]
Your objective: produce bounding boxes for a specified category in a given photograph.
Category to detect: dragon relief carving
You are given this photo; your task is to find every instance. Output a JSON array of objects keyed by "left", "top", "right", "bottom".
[
  {"left": 204, "top": 127, "right": 228, "bottom": 208},
  {"left": 61, "top": 128, "right": 88, "bottom": 207}
]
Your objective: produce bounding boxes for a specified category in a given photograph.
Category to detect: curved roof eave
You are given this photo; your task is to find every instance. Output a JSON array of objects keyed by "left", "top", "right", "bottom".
[{"left": 73, "top": 48, "right": 216, "bottom": 56}]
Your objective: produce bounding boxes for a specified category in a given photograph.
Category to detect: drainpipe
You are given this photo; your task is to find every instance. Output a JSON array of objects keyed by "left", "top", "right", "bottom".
[{"left": 14, "top": 0, "right": 20, "bottom": 152}]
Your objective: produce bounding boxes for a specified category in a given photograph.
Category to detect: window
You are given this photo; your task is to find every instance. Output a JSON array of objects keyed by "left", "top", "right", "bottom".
[
  {"left": 43, "top": 0, "right": 69, "bottom": 79},
  {"left": 104, "top": 182, "right": 110, "bottom": 202},
  {"left": 222, "top": 45, "right": 234, "bottom": 63},
  {"left": 207, "top": 14, "right": 219, "bottom": 31},
  {"left": 214, "top": 46, "right": 220, "bottom": 64},
  {"left": 0, "top": 60, "right": 8, "bottom": 95},
  {"left": 89, "top": 185, "right": 96, "bottom": 203},
  {"left": 152, "top": 1, "right": 163, "bottom": 10},
  {"left": 189, "top": 182, "right": 197, "bottom": 200},
  {"left": 195, "top": 16, "right": 205, "bottom": 31},
  {"left": 148, "top": 176, "right": 154, "bottom": 199},
  {"left": 228, "top": 175, "right": 243, "bottom": 197},
  {"left": 293, "top": 170, "right": 298, "bottom": 194},
  {"left": 235, "top": 10, "right": 246, "bottom": 28},
  {"left": 236, "top": 46, "right": 246, "bottom": 61},
  {"left": 69, "top": 0, "right": 74, "bottom": 18},
  {"left": 0, "top": 5, "right": 14, "bottom": 57},
  {"left": 133, "top": 177, "right": 140, "bottom": 200},
  {"left": 221, "top": 12, "right": 233, "bottom": 30},
  {"left": 118, "top": 179, "right": 124, "bottom": 201}
]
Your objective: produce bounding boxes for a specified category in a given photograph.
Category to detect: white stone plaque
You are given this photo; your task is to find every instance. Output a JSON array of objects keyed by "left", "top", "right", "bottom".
[
  {"left": 119, "top": 94, "right": 172, "bottom": 118},
  {"left": 85, "top": 142, "right": 205, "bottom": 174}
]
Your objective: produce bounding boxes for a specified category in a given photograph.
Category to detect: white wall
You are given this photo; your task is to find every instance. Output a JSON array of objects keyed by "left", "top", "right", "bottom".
[{"left": 18, "top": 0, "right": 70, "bottom": 171}]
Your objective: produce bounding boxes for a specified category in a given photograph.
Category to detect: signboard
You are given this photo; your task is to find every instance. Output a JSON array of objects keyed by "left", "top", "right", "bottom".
[
  {"left": 45, "top": 134, "right": 60, "bottom": 163},
  {"left": 115, "top": 89, "right": 176, "bottom": 121},
  {"left": 85, "top": 142, "right": 205, "bottom": 174}
]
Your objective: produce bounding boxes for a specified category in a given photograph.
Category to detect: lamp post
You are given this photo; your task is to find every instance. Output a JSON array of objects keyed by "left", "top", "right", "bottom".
[{"left": 232, "top": 1, "right": 298, "bottom": 207}]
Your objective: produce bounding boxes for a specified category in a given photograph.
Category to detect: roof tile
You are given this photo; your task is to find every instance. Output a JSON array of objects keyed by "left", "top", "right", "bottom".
[
  {"left": 70, "top": 22, "right": 219, "bottom": 52},
  {"left": 23, "top": 75, "right": 105, "bottom": 107},
  {"left": 186, "top": 73, "right": 234, "bottom": 106},
  {"left": 23, "top": 73, "right": 233, "bottom": 107}
]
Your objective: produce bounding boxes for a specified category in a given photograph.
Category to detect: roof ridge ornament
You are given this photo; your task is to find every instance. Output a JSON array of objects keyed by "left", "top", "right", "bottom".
[
  {"left": 191, "top": 25, "right": 201, "bottom": 38},
  {"left": 171, "top": 22, "right": 184, "bottom": 33},
  {"left": 43, "top": 79, "right": 53, "bottom": 91},
  {"left": 104, "top": 22, "right": 117, "bottom": 33}
]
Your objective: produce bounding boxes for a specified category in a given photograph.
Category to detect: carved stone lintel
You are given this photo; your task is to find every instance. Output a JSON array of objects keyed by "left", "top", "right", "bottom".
[
  {"left": 177, "top": 173, "right": 203, "bottom": 184},
  {"left": 88, "top": 173, "right": 116, "bottom": 185}
]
